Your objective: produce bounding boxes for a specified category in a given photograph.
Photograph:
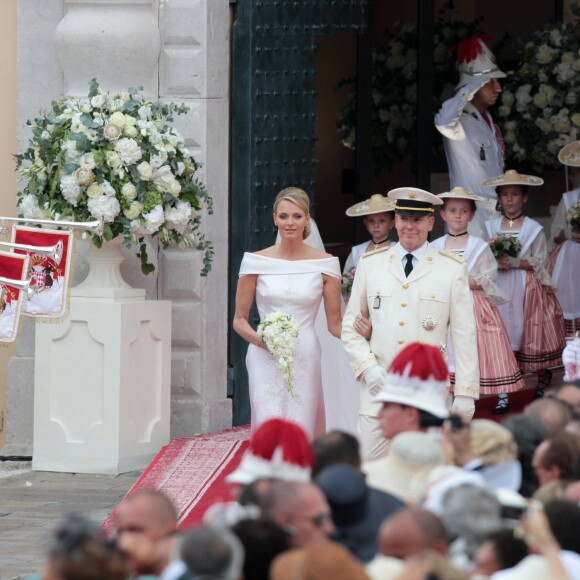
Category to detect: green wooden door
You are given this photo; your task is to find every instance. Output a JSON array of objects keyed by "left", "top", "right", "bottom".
[{"left": 229, "top": 0, "right": 368, "bottom": 425}]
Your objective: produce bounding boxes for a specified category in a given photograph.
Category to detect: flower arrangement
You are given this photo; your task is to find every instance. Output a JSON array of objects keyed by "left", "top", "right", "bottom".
[
  {"left": 489, "top": 234, "right": 522, "bottom": 258},
  {"left": 257, "top": 312, "right": 300, "bottom": 397},
  {"left": 567, "top": 202, "right": 580, "bottom": 231},
  {"left": 15, "top": 79, "right": 214, "bottom": 275},
  {"left": 500, "top": 20, "right": 580, "bottom": 168},
  {"left": 336, "top": 8, "right": 483, "bottom": 171},
  {"left": 341, "top": 267, "right": 356, "bottom": 296}
]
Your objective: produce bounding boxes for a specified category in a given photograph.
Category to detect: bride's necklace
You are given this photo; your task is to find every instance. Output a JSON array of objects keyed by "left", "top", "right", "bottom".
[
  {"left": 447, "top": 231, "right": 468, "bottom": 237},
  {"left": 371, "top": 236, "right": 390, "bottom": 250},
  {"left": 505, "top": 213, "right": 523, "bottom": 228}
]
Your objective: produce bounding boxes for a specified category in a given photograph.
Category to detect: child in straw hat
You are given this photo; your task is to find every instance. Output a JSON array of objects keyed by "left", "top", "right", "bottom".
[
  {"left": 342, "top": 194, "right": 395, "bottom": 301},
  {"left": 548, "top": 141, "right": 580, "bottom": 335},
  {"left": 432, "top": 187, "right": 524, "bottom": 415},
  {"left": 483, "top": 170, "right": 566, "bottom": 399}
]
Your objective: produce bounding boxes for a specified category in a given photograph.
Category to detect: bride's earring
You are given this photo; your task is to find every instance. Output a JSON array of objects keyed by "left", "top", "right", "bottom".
[{"left": 303, "top": 222, "right": 311, "bottom": 239}]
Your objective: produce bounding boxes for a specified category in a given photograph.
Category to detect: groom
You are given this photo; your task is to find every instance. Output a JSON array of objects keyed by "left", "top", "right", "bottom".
[{"left": 342, "top": 187, "right": 479, "bottom": 460}]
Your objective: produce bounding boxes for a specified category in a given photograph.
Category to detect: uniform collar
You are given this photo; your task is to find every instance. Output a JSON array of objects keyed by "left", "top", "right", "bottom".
[{"left": 395, "top": 241, "right": 429, "bottom": 261}]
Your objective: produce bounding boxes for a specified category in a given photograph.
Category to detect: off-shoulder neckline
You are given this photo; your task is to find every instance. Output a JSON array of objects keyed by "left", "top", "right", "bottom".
[{"left": 245, "top": 252, "right": 337, "bottom": 263}]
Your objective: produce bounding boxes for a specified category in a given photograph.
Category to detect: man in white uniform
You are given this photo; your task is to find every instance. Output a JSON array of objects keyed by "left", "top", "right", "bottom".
[
  {"left": 342, "top": 188, "right": 480, "bottom": 460},
  {"left": 435, "top": 36, "right": 507, "bottom": 238}
]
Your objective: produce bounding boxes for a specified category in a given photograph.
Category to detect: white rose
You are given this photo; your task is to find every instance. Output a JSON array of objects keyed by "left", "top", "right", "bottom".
[
  {"left": 80, "top": 152, "right": 96, "bottom": 169},
  {"left": 150, "top": 150, "right": 168, "bottom": 168},
  {"left": 86, "top": 183, "right": 103, "bottom": 198},
  {"left": 554, "top": 119, "right": 570, "bottom": 133},
  {"left": 533, "top": 92, "right": 548, "bottom": 108},
  {"left": 153, "top": 165, "right": 175, "bottom": 187},
  {"left": 137, "top": 161, "right": 153, "bottom": 181},
  {"left": 121, "top": 182, "right": 137, "bottom": 201},
  {"left": 90, "top": 94, "right": 106, "bottom": 108},
  {"left": 501, "top": 91, "right": 515, "bottom": 108},
  {"left": 106, "top": 151, "right": 122, "bottom": 169},
  {"left": 60, "top": 174, "right": 82, "bottom": 206},
  {"left": 549, "top": 28, "right": 562, "bottom": 46},
  {"left": 536, "top": 44, "right": 555, "bottom": 65},
  {"left": 109, "top": 111, "right": 126, "bottom": 127},
  {"left": 143, "top": 204, "right": 164, "bottom": 234},
  {"left": 115, "top": 138, "right": 143, "bottom": 166},
  {"left": 165, "top": 200, "right": 192, "bottom": 233},
  {"left": 498, "top": 105, "right": 511, "bottom": 117},
  {"left": 176, "top": 161, "right": 185, "bottom": 176},
  {"left": 123, "top": 201, "right": 143, "bottom": 220},
  {"left": 87, "top": 194, "right": 121, "bottom": 223},
  {"left": 104, "top": 123, "right": 122, "bottom": 141},
  {"left": 168, "top": 180, "right": 181, "bottom": 197},
  {"left": 123, "top": 124, "right": 138, "bottom": 138}
]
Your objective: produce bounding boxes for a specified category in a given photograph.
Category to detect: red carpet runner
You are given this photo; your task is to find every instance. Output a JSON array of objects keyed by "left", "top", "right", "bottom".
[{"left": 102, "top": 426, "right": 250, "bottom": 533}]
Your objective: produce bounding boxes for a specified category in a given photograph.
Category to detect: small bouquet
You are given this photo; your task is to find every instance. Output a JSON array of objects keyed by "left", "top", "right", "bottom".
[
  {"left": 342, "top": 267, "right": 356, "bottom": 295},
  {"left": 567, "top": 202, "right": 580, "bottom": 236},
  {"left": 489, "top": 234, "right": 522, "bottom": 258},
  {"left": 257, "top": 312, "right": 299, "bottom": 397}
]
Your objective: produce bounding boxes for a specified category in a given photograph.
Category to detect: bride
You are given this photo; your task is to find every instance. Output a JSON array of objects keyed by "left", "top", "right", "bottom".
[{"left": 233, "top": 187, "right": 365, "bottom": 439}]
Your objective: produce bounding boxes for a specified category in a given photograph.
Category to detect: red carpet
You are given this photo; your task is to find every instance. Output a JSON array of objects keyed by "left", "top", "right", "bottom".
[{"left": 102, "top": 425, "right": 250, "bottom": 533}]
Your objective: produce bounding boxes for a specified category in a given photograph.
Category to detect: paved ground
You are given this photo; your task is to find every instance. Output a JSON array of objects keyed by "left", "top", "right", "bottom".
[{"left": 0, "top": 463, "right": 140, "bottom": 580}]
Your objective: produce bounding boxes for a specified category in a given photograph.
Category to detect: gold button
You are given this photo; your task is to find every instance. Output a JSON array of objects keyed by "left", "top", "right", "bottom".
[
  {"left": 431, "top": 293, "right": 436, "bottom": 299},
  {"left": 401, "top": 303, "right": 408, "bottom": 307},
  {"left": 399, "top": 321, "right": 405, "bottom": 326},
  {"left": 403, "top": 283, "right": 409, "bottom": 289},
  {"left": 398, "top": 339, "right": 405, "bottom": 345},
  {"left": 427, "top": 256, "right": 433, "bottom": 262}
]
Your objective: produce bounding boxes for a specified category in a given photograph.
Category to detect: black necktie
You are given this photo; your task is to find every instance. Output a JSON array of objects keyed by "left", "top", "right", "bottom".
[{"left": 404, "top": 253, "right": 414, "bottom": 277}]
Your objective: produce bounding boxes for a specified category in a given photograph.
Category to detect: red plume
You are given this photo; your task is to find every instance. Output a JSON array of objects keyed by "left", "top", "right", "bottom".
[
  {"left": 456, "top": 34, "right": 497, "bottom": 63},
  {"left": 388, "top": 342, "right": 449, "bottom": 382}
]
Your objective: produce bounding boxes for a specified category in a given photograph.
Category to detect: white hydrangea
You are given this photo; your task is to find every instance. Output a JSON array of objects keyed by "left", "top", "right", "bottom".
[
  {"left": 80, "top": 152, "right": 96, "bottom": 169},
  {"left": 101, "top": 179, "right": 116, "bottom": 197},
  {"left": 143, "top": 204, "right": 164, "bottom": 234},
  {"left": 18, "top": 194, "right": 43, "bottom": 218},
  {"left": 114, "top": 138, "right": 143, "bottom": 166},
  {"left": 165, "top": 201, "right": 192, "bottom": 234},
  {"left": 60, "top": 174, "right": 82, "bottom": 206},
  {"left": 62, "top": 139, "right": 81, "bottom": 162},
  {"left": 87, "top": 194, "right": 121, "bottom": 223}
]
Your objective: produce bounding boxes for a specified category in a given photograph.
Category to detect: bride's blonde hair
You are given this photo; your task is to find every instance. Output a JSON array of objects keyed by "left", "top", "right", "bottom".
[{"left": 273, "top": 187, "right": 311, "bottom": 239}]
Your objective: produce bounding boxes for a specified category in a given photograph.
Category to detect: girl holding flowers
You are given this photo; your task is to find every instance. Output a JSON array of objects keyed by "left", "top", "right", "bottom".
[
  {"left": 483, "top": 170, "right": 565, "bottom": 401},
  {"left": 432, "top": 187, "right": 524, "bottom": 415}
]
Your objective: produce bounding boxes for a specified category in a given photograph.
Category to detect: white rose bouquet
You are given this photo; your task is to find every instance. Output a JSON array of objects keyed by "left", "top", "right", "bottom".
[
  {"left": 257, "top": 312, "right": 300, "bottom": 398},
  {"left": 15, "top": 79, "right": 213, "bottom": 275},
  {"left": 501, "top": 21, "right": 580, "bottom": 168}
]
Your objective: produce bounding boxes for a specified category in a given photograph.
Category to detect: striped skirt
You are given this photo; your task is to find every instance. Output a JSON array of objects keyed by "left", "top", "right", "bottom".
[
  {"left": 450, "top": 290, "right": 524, "bottom": 395},
  {"left": 517, "top": 272, "right": 566, "bottom": 371}
]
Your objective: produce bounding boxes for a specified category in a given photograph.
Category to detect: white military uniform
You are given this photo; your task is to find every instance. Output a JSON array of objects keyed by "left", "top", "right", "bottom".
[
  {"left": 342, "top": 242, "right": 480, "bottom": 459},
  {"left": 435, "top": 81, "right": 504, "bottom": 238}
]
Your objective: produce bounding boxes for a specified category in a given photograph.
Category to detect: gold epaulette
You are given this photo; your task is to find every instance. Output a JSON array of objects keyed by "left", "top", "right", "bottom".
[
  {"left": 439, "top": 249, "right": 465, "bottom": 263},
  {"left": 362, "top": 246, "right": 391, "bottom": 258}
]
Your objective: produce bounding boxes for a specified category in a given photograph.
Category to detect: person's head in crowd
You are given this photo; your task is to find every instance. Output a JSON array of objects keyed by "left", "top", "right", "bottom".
[
  {"left": 554, "top": 380, "right": 580, "bottom": 418},
  {"left": 315, "top": 464, "right": 404, "bottom": 563},
  {"left": 231, "top": 518, "right": 290, "bottom": 580},
  {"left": 503, "top": 414, "right": 551, "bottom": 497},
  {"left": 312, "top": 430, "right": 361, "bottom": 478},
  {"left": 226, "top": 418, "right": 313, "bottom": 488},
  {"left": 543, "top": 500, "right": 580, "bottom": 554},
  {"left": 179, "top": 525, "right": 244, "bottom": 580},
  {"left": 471, "top": 529, "right": 528, "bottom": 577},
  {"left": 237, "top": 477, "right": 277, "bottom": 508},
  {"left": 469, "top": 419, "right": 521, "bottom": 491},
  {"left": 270, "top": 540, "right": 370, "bottom": 580},
  {"left": 42, "top": 515, "right": 128, "bottom": 580},
  {"left": 525, "top": 397, "right": 572, "bottom": 434},
  {"left": 441, "top": 484, "right": 502, "bottom": 564},
  {"left": 363, "top": 431, "right": 442, "bottom": 503},
  {"left": 114, "top": 489, "right": 178, "bottom": 575},
  {"left": 261, "top": 481, "right": 335, "bottom": 548},
  {"left": 373, "top": 342, "right": 450, "bottom": 440},
  {"left": 532, "top": 431, "right": 580, "bottom": 487},
  {"left": 378, "top": 507, "right": 449, "bottom": 560}
]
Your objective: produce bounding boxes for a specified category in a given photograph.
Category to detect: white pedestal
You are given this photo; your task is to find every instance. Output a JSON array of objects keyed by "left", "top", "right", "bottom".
[{"left": 32, "top": 296, "right": 171, "bottom": 474}]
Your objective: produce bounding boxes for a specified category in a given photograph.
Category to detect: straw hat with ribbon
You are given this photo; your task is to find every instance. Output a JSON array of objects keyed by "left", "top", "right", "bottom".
[
  {"left": 481, "top": 169, "right": 544, "bottom": 188},
  {"left": 346, "top": 194, "right": 395, "bottom": 217}
]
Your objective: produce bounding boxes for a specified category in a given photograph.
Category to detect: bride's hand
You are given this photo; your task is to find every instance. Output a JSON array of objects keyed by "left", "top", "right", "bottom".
[{"left": 354, "top": 314, "right": 372, "bottom": 341}]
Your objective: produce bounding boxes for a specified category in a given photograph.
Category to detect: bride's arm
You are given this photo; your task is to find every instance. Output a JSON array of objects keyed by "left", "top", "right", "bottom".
[
  {"left": 233, "top": 275, "right": 269, "bottom": 351},
  {"left": 322, "top": 274, "right": 343, "bottom": 339}
]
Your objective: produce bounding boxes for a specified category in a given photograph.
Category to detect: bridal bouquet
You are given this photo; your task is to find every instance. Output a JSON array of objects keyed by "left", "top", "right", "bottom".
[
  {"left": 15, "top": 79, "right": 213, "bottom": 275},
  {"left": 257, "top": 312, "right": 299, "bottom": 397},
  {"left": 568, "top": 202, "right": 580, "bottom": 230},
  {"left": 489, "top": 234, "right": 522, "bottom": 258},
  {"left": 341, "top": 267, "right": 356, "bottom": 296}
]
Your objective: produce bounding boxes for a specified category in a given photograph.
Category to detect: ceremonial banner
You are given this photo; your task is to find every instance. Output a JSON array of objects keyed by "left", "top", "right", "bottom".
[
  {"left": 11, "top": 226, "right": 74, "bottom": 320},
  {"left": 0, "top": 250, "right": 30, "bottom": 344}
]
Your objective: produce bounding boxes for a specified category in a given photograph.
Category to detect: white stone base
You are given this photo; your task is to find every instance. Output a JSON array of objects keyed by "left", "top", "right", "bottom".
[
  {"left": 32, "top": 298, "right": 171, "bottom": 475},
  {"left": 170, "top": 396, "right": 232, "bottom": 439}
]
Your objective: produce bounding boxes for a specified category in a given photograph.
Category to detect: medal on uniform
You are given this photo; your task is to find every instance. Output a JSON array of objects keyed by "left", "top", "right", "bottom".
[{"left": 422, "top": 315, "right": 438, "bottom": 331}]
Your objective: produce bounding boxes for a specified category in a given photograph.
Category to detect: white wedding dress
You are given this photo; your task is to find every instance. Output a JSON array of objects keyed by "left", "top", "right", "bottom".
[{"left": 238, "top": 221, "right": 360, "bottom": 440}]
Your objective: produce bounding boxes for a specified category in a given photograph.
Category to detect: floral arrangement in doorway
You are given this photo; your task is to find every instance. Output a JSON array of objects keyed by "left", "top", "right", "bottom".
[
  {"left": 499, "top": 20, "right": 580, "bottom": 169},
  {"left": 15, "top": 79, "right": 214, "bottom": 275},
  {"left": 336, "top": 6, "right": 483, "bottom": 172}
]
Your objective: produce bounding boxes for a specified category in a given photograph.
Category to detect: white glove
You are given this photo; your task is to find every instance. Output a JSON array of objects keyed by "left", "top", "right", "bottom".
[
  {"left": 363, "top": 365, "right": 387, "bottom": 397},
  {"left": 452, "top": 395, "right": 475, "bottom": 421},
  {"left": 464, "top": 78, "right": 490, "bottom": 101}
]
